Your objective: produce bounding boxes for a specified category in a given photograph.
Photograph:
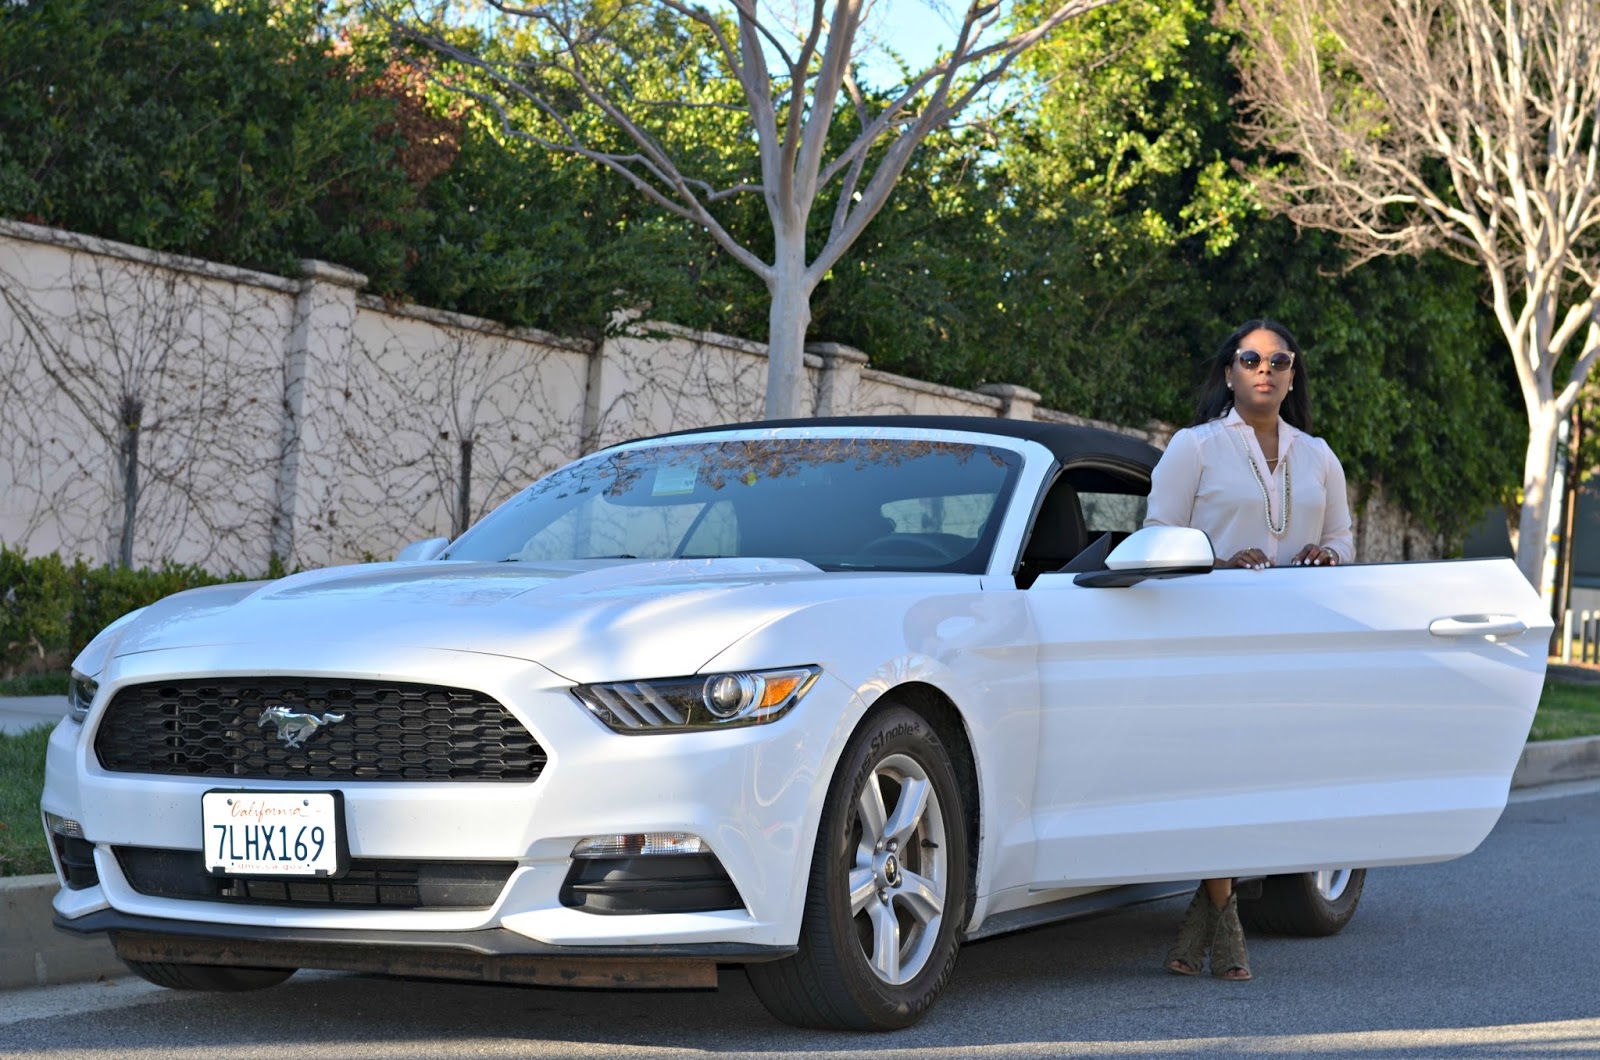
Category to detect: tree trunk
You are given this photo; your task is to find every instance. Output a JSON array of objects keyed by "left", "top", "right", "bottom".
[
  {"left": 118, "top": 393, "right": 144, "bottom": 570},
  {"left": 763, "top": 230, "right": 813, "bottom": 420},
  {"left": 455, "top": 437, "right": 474, "bottom": 539},
  {"left": 1515, "top": 405, "right": 1563, "bottom": 592},
  {"left": 1553, "top": 406, "right": 1582, "bottom": 648}
]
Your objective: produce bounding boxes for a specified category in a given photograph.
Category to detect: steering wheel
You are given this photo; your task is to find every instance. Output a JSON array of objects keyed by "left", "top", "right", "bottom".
[{"left": 858, "top": 534, "right": 954, "bottom": 561}]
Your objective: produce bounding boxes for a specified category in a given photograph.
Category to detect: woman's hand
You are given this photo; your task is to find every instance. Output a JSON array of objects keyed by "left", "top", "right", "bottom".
[
  {"left": 1220, "top": 546, "right": 1341, "bottom": 569},
  {"left": 1290, "top": 544, "right": 1340, "bottom": 567},
  {"left": 1222, "top": 548, "right": 1271, "bottom": 570}
]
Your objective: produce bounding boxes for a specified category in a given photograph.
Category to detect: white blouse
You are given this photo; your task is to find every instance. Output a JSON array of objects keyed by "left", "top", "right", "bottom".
[{"left": 1144, "top": 407, "right": 1355, "bottom": 566}]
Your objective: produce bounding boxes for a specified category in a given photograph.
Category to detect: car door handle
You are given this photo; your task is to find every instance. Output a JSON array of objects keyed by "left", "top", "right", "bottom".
[{"left": 1428, "top": 614, "right": 1528, "bottom": 639}]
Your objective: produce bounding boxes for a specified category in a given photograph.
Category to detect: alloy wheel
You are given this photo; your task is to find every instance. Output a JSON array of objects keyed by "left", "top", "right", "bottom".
[{"left": 847, "top": 751, "right": 948, "bottom": 985}]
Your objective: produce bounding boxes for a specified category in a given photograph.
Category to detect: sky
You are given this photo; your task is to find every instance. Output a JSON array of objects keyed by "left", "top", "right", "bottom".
[
  {"left": 734, "top": 0, "right": 1013, "bottom": 90},
  {"left": 855, "top": 0, "right": 959, "bottom": 85}
]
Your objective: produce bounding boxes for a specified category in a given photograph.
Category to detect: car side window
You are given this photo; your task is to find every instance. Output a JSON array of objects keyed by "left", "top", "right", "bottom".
[
  {"left": 1079, "top": 492, "right": 1147, "bottom": 537},
  {"left": 1015, "top": 468, "right": 1152, "bottom": 588}
]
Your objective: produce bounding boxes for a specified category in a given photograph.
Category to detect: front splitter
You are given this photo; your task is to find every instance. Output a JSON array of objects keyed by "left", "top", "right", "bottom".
[{"left": 57, "top": 910, "right": 795, "bottom": 990}]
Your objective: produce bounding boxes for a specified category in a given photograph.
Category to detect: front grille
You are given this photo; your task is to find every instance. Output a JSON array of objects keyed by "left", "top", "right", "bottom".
[
  {"left": 115, "top": 847, "right": 514, "bottom": 909},
  {"left": 95, "top": 678, "right": 546, "bottom": 782}
]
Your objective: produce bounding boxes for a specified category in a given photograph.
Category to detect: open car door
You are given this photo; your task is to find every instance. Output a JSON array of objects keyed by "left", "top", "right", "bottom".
[{"left": 1026, "top": 546, "right": 1550, "bottom": 888}]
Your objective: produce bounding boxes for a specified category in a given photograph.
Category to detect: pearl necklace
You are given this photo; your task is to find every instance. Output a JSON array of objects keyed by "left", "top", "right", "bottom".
[{"left": 1231, "top": 428, "right": 1290, "bottom": 537}]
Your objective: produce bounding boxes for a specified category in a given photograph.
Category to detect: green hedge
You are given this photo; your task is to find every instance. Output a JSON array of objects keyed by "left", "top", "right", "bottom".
[{"left": 0, "top": 545, "right": 240, "bottom": 679}]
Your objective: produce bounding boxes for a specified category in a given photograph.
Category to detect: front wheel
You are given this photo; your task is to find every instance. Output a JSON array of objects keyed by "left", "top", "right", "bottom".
[
  {"left": 1239, "top": 868, "right": 1366, "bottom": 936},
  {"left": 746, "top": 704, "right": 970, "bottom": 1031},
  {"left": 119, "top": 953, "right": 295, "bottom": 992}
]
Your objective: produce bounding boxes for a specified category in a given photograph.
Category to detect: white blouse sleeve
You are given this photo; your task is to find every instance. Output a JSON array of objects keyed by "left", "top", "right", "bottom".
[
  {"left": 1318, "top": 440, "right": 1355, "bottom": 564},
  {"left": 1144, "top": 428, "right": 1200, "bottom": 530}
]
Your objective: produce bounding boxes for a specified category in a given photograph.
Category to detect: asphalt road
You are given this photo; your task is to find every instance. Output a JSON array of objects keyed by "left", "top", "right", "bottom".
[{"left": 3, "top": 783, "right": 1597, "bottom": 1060}]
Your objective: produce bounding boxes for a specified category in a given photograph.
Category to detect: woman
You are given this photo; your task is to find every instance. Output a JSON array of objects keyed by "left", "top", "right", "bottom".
[{"left": 1145, "top": 319, "right": 1354, "bottom": 980}]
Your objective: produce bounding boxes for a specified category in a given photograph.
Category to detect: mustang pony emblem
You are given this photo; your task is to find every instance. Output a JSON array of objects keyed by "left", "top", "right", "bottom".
[{"left": 257, "top": 705, "right": 347, "bottom": 749}]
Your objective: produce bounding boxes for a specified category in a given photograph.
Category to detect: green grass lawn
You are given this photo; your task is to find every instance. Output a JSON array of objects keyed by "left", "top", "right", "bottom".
[
  {"left": 2, "top": 677, "right": 1599, "bottom": 878},
  {"left": 1529, "top": 679, "right": 1600, "bottom": 741},
  {"left": 0, "top": 725, "right": 52, "bottom": 876}
]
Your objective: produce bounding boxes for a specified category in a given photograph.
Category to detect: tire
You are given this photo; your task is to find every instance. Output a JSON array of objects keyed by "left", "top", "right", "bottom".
[
  {"left": 1238, "top": 868, "right": 1366, "bottom": 936},
  {"left": 119, "top": 957, "right": 296, "bottom": 992},
  {"left": 746, "top": 704, "right": 970, "bottom": 1031}
]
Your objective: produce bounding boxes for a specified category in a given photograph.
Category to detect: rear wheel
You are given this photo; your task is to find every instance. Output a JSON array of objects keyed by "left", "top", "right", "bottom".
[
  {"left": 1239, "top": 868, "right": 1366, "bottom": 936},
  {"left": 746, "top": 704, "right": 969, "bottom": 1031},
  {"left": 119, "top": 956, "right": 295, "bottom": 992}
]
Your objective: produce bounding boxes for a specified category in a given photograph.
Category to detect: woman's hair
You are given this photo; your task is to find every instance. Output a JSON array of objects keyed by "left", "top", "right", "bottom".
[{"left": 1192, "top": 318, "right": 1313, "bottom": 431}]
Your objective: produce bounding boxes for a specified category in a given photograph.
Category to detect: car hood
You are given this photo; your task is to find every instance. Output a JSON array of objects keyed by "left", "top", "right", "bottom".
[{"left": 99, "top": 558, "right": 847, "bottom": 682}]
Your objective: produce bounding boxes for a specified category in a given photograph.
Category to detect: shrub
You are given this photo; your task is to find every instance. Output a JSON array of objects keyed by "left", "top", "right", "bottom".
[{"left": 0, "top": 545, "right": 239, "bottom": 678}]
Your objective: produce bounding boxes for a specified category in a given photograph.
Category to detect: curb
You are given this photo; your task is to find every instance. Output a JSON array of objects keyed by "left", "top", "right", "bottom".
[
  {"left": 1545, "top": 662, "right": 1600, "bottom": 685},
  {"left": 5, "top": 735, "right": 1599, "bottom": 993},
  {"left": 1511, "top": 734, "right": 1600, "bottom": 788},
  {"left": 0, "top": 875, "right": 121, "bottom": 989}
]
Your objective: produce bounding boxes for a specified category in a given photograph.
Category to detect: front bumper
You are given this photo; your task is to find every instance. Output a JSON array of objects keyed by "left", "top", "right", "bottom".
[
  {"left": 42, "top": 642, "right": 846, "bottom": 952},
  {"left": 56, "top": 911, "right": 794, "bottom": 989}
]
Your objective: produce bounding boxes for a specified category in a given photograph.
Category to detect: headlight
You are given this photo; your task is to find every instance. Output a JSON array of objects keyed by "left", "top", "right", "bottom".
[
  {"left": 573, "top": 666, "right": 821, "bottom": 733},
  {"left": 66, "top": 670, "right": 99, "bottom": 724}
]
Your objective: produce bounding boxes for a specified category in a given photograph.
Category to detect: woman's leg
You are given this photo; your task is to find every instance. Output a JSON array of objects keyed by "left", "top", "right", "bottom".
[
  {"left": 1163, "top": 882, "right": 1217, "bottom": 974},
  {"left": 1168, "top": 877, "right": 1252, "bottom": 979},
  {"left": 1206, "top": 877, "right": 1252, "bottom": 981},
  {"left": 1203, "top": 877, "right": 1232, "bottom": 908}
]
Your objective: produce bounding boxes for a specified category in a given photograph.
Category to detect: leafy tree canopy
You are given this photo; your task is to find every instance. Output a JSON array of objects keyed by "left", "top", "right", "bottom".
[
  {"left": 0, "top": 0, "right": 423, "bottom": 288},
  {"left": 0, "top": 0, "right": 1522, "bottom": 541}
]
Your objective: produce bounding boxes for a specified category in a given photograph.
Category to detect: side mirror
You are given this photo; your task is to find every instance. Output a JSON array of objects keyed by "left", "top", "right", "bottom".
[
  {"left": 394, "top": 537, "right": 450, "bottom": 563},
  {"left": 1073, "top": 526, "right": 1214, "bottom": 588}
]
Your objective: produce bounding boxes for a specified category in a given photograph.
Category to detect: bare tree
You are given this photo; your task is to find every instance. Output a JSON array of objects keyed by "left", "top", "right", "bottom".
[
  {"left": 339, "top": 318, "right": 587, "bottom": 560},
  {"left": 1228, "top": 0, "right": 1600, "bottom": 592},
  {"left": 0, "top": 236, "right": 284, "bottom": 572},
  {"left": 385, "top": 0, "right": 1117, "bottom": 418}
]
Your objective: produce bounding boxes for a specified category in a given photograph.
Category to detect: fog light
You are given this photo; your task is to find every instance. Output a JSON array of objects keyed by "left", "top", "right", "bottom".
[
  {"left": 572, "top": 832, "right": 708, "bottom": 858},
  {"left": 45, "top": 812, "right": 84, "bottom": 838}
]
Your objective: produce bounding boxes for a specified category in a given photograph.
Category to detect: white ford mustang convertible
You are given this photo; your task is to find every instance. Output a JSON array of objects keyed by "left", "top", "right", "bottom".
[{"left": 41, "top": 417, "right": 1550, "bottom": 1029}]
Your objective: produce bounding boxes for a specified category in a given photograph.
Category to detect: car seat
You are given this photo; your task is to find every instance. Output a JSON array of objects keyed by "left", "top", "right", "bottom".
[{"left": 1016, "top": 480, "right": 1088, "bottom": 587}]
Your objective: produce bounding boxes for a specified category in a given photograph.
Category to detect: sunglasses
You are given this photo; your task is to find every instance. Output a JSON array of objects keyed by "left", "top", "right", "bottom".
[{"left": 1235, "top": 348, "right": 1295, "bottom": 373}]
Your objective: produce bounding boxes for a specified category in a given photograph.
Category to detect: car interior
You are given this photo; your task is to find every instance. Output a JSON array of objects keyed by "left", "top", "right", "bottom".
[{"left": 1015, "top": 466, "right": 1149, "bottom": 589}]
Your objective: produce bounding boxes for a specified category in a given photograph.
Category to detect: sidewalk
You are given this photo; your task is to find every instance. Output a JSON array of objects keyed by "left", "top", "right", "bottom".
[
  {"left": 0, "top": 696, "right": 68, "bottom": 735},
  {"left": 4, "top": 695, "right": 1600, "bottom": 991}
]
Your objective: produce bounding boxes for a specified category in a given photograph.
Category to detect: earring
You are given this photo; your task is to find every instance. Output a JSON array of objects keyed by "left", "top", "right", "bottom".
[
  {"left": 1227, "top": 382, "right": 1234, "bottom": 390},
  {"left": 1289, "top": 385, "right": 1294, "bottom": 391}
]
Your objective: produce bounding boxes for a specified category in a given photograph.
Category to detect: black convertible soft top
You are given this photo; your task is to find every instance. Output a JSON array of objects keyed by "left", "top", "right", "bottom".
[{"left": 642, "top": 415, "right": 1163, "bottom": 479}]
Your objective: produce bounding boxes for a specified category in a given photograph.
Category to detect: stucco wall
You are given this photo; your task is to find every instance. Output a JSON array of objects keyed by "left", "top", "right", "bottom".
[
  {"left": 0, "top": 223, "right": 292, "bottom": 573},
  {"left": 0, "top": 219, "right": 1433, "bottom": 572}
]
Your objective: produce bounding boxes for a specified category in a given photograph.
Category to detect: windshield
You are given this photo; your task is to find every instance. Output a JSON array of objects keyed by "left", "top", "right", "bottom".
[{"left": 443, "top": 436, "right": 1023, "bottom": 573}]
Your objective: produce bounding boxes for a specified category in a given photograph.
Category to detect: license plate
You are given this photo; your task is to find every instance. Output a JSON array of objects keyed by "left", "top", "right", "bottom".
[{"left": 202, "top": 791, "right": 343, "bottom": 877}]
